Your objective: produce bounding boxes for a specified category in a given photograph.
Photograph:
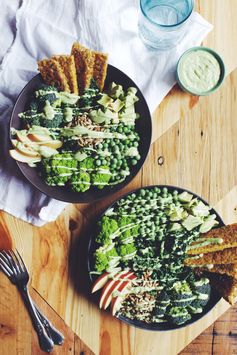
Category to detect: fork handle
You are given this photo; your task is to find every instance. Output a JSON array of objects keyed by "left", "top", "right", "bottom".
[
  {"left": 35, "top": 305, "right": 64, "bottom": 345},
  {"left": 20, "top": 287, "right": 54, "bottom": 353}
]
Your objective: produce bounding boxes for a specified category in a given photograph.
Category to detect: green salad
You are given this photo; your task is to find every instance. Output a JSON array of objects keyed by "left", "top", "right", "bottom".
[
  {"left": 92, "top": 187, "right": 219, "bottom": 326},
  {"left": 11, "top": 81, "right": 141, "bottom": 192}
]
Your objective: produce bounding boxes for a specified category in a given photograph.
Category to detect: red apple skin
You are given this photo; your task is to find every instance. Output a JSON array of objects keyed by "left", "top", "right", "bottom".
[
  {"left": 102, "top": 271, "right": 135, "bottom": 310},
  {"left": 99, "top": 271, "right": 134, "bottom": 309},
  {"left": 91, "top": 272, "right": 110, "bottom": 293},
  {"left": 111, "top": 274, "right": 137, "bottom": 316}
]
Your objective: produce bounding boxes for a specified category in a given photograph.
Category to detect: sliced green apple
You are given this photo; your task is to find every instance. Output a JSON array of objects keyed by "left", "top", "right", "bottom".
[
  {"left": 16, "top": 130, "right": 32, "bottom": 144},
  {"left": 28, "top": 133, "right": 53, "bottom": 143},
  {"left": 9, "top": 149, "right": 41, "bottom": 163},
  {"left": 38, "top": 139, "right": 62, "bottom": 149},
  {"left": 11, "top": 140, "right": 39, "bottom": 157}
]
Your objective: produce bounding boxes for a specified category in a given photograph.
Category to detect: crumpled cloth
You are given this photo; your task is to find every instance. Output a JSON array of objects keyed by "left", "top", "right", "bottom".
[{"left": 0, "top": 0, "right": 212, "bottom": 226}]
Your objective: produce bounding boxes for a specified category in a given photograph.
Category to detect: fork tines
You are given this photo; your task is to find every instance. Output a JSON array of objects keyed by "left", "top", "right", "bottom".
[{"left": 0, "top": 249, "right": 27, "bottom": 276}]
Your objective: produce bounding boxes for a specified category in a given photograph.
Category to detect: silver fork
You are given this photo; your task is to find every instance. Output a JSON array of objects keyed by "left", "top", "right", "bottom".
[{"left": 0, "top": 250, "right": 63, "bottom": 352}]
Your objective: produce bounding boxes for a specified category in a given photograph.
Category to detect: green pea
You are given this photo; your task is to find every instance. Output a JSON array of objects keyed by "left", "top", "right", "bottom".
[
  {"left": 102, "top": 159, "right": 107, "bottom": 165},
  {"left": 96, "top": 160, "right": 101, "bottom": 166},
  {"left": 131, "top": 159, "right": 137, "bottom": 166},
  {"left": 162, "top": 187, "right": 168, "bottom": 194}
]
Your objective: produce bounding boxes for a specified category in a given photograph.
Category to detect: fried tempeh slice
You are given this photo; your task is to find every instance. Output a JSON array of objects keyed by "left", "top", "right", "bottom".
[
  {"left": 184, "top": 247, "right": 237, "bottom": 267},
  {"left": 196, "top": 263, "right": 237, "bottom": 279},
  {"left": 38, "top": 58, "right": 70, "bottom": 92},
  {"left": 52, "top": 55, "right": 78, "bottom": 94},
  {"left": 93, "top": 51, "right": 108, "bottom": 90},
  {"left": 186, "top": 224, "right": 237, "bottom": 255},
  {"left": 206, "top": 272, "right": 237, "bottom": 305},
  {"left": 71, "top": 42, "right": 95, "bottom": 94}
]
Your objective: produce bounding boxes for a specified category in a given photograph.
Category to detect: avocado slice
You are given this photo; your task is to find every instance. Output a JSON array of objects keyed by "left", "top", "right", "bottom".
[
  {"left": 178, "top": 191, "right": 193, "bottom": 202},
  {"left": 182, "top": 215, "right": 203, "bottom": 231}
]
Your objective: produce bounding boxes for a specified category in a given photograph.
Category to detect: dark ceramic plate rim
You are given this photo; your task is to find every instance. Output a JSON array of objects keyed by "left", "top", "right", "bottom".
[
  {"left": 9, "top": 65, "right": 152, "bottom": 203},
  {"left": 87, "top": 185, "right": 224, "bottom": 331}
]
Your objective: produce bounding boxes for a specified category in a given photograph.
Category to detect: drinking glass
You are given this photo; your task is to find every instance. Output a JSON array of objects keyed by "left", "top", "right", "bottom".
[{"left": 138, "top": 0, "right": 194, "bottom": 50}]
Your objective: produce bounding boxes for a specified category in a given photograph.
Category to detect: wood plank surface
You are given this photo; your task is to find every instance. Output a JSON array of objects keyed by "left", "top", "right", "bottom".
[
  {"left": 0, "top": 1, "right": 237, "bottom": 354},
  {"left": 152, "top": 0, "right": 237, "bottom": 143},
  {"left": 0, "top": 273, "right": 91, "bottom": 355}
]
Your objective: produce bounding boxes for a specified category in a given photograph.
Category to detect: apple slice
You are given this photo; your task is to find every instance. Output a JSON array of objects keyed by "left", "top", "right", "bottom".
[
  {"left": 99, "top": 270, "right": 131, "bottom": 309},
  {"left": 91, "top": 272, "right": 110, "bottom": 293},
  {"left": 9, "top": 149, "right": 41, "bottom": 164},
  {"left": 111, "top": 274, "right": 137, "bottom": 316},
  {"left": 11, "top": 140, "right": 39, "bottom": 157},
  {"left": 102, "top": 271, "right": 136, "bottom": 310},
  {"left": 16, "top": 131, "right": 32, "bottom": 144},
  {"left": 28, "top": 133, "right": 53, "bottom": 143},
  {"left": 99, "top": 271, "right": 135, "bottom": 310},
  {"left": 39, "top": 139, "right": 62, "bottom": 149}
]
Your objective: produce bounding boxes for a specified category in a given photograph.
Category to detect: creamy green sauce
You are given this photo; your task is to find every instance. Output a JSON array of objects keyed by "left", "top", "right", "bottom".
[
  {"left": 188, "top": 254, "right": 204, "bottom": 260},
  {"left": 187, "top": 237, "right": 223, "bottom": 250},
  {"left": 191, "top": 264, "right": 214, "bottom": 270},
  {"left": 179, "top": 50, "right": 221, "bottom": 93}
]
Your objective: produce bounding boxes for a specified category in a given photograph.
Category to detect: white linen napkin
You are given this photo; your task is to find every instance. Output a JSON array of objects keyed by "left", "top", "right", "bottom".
[{"left": 0, "top": 0, "right": 212, "bottom": 226}]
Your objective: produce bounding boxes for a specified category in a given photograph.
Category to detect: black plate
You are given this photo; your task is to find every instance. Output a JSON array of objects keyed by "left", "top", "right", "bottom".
[
  {"left": 10, "top": 65, "right": 152, "bottom": 203},
  {"left": 88, "top": 185, "right": 224, "bottom": 331}
]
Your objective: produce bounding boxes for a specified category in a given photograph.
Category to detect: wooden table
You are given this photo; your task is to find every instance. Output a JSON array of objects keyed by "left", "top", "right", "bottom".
[{"left": 1, "top": 1, "right": 237, "bottom": 354}]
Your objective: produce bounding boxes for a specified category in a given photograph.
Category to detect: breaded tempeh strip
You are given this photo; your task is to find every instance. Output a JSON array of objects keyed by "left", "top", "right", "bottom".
[
  {"left": 93, "top": 52, "right": 108, "bottom": 90},
  {"left": 38, "top": 58, "right": 70, "bottom": 92},
  {"left": 52, "top": 55, "right": 78, "bottom": 94},
  {"left": 195, "top": 263, "right": 237, "bottom": 279},
  {"left": 184, "top": 247, "right": 237, "bottom": 266},
  {"left": 206, "top": 272, "right": 237, "bottom": 305},
  {"left": 71, "top": 42, "right": 95, "bottom": 94},
  {"left": 187, "top": 224, "right": 237, "bottom": 255}
]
